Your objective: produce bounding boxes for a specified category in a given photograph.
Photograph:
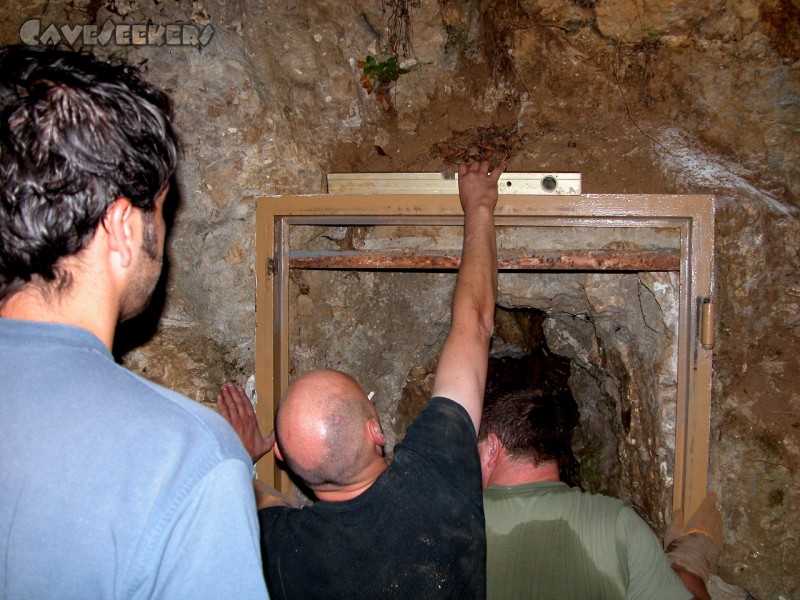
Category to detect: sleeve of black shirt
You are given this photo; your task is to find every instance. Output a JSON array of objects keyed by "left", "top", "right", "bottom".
[{"left": 393, "top": 396, "right": 482, "bottom": 503}]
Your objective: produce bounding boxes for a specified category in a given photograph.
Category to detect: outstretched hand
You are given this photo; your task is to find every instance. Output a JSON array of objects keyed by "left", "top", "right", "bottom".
[
  {"left": 216, "top": 382, "right": 274, "bottom": 464},
  {"left": 457, "top": 160, "right": 506, "bottom": 214}
]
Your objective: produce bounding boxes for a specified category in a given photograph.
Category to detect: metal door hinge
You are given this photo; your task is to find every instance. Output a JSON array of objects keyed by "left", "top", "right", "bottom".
[{"left": 701, "top": 300, "right": 715, "bottom": 350}]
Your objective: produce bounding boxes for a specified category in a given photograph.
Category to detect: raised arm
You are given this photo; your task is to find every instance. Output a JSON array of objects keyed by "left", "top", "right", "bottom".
[{"left": 431, "top": 160, "right": 504, "bottom": 433}]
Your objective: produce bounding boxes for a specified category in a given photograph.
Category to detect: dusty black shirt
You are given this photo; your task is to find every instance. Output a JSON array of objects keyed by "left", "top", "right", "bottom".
[{"left": 259, "top": 397, "right": 486, "bottom": 599}]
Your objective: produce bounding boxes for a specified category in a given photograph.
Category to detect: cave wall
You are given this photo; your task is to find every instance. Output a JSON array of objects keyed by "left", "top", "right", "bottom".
[{"left": 1, "top": 0, "right": 797, "bottom": 597}]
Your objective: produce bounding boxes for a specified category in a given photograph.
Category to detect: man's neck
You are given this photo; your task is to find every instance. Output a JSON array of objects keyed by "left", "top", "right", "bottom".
[
  {"left": 488, "top": 457, "right": 561, "bottom": 487},
  {"left": 0, "top": 284, "right": 117, "bottom": 350},
  {"left": 313, "top": 460, "right": 389, "bottom": 503}
]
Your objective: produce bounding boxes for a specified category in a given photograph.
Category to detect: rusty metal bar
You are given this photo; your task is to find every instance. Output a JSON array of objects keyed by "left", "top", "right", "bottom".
[{"left": 288, "top": 249, "right": 680, "bottom": 271}]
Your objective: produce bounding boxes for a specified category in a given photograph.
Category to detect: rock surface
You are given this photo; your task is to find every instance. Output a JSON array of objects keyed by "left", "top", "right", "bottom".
[{"left": 1, "top": 1, "right": 797, "bottom": 597}]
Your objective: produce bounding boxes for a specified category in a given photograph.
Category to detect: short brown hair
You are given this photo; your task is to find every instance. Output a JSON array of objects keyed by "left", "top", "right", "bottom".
[{"left": 479, "top": 385, "right": 581, "bottom": 486}]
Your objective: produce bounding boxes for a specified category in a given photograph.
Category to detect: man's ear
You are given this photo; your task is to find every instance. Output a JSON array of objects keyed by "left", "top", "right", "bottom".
[
  {"left": 368, "top": 420, "right": 386, "bottom": 447},
  {"left": 486, "top": 432, "right": 501, "bottom": 468},
  {"left": 102, "top": 197, "right": 135, "bottom": 269}
]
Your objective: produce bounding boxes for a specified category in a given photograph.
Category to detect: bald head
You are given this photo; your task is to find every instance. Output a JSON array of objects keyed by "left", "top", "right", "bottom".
[{"left": 275, "top": 370, "right": 386, "bottom": 492}]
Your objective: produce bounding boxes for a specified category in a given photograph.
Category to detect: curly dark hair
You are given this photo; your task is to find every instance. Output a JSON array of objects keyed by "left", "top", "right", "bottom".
[
  {"left": 479, "top": 384, "right": 582, "bottom": 487},
  {"left": 0, "top": 45, "right": 177, "bottom": 303}
]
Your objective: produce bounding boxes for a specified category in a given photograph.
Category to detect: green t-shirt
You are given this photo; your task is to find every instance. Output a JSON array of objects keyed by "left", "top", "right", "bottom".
[{"left": 484, "top": 481, "right": 692, "bottom": 600}]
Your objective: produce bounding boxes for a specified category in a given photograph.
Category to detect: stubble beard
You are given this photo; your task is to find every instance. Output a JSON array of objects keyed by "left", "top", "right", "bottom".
[{"left": 119, "top": 211, "right": 163, "bottom": 322}]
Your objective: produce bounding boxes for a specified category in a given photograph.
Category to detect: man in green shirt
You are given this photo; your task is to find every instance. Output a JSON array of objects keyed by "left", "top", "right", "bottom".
[{"left": 478, "top": 386, "right": 720, "bottom": 600}]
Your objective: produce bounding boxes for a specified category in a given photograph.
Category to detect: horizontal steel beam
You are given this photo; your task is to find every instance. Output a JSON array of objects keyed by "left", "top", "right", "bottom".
[{"left": 288, "top": 249, "right": 680, "bottom": 271}]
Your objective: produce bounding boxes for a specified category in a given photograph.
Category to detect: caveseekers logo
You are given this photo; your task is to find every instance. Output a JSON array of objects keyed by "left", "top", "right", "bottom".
[{"left": 19, "top": 19, "right": 214, "bottom": 47}]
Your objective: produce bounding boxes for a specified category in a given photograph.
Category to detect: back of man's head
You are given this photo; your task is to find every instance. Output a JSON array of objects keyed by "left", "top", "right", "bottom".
[
  {"left": 275, "top": 370, "right": 383, "bottom": 491},
  {"left": 479, "top": 385, "right": 581, "bottom": 485},
  {"left": 0, "top": 45, "right": 177, "bottom": 304}
]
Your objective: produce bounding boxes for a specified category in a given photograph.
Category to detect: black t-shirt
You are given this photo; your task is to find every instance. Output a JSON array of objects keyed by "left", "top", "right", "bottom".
[{"left": 259, "top": 397, "right": 486, "bottom": 599}]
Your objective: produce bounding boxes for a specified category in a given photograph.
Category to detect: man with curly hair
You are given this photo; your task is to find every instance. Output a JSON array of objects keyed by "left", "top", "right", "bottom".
[{"left": 0, "top": 46, "right": 267, "bottom": 599}]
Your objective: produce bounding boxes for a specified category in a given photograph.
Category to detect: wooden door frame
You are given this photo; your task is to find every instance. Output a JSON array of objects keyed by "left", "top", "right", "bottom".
[{"left": 254, "top": 192, "right": 715, "bottom": 518}]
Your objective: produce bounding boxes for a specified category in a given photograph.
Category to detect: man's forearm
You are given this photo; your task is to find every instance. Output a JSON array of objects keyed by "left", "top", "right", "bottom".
[
  {"left": 254, "top": 478, "right": 299, "bottom": 509},
  {"left": 452, "top": 204, "right": 497, "bottom": 338}
]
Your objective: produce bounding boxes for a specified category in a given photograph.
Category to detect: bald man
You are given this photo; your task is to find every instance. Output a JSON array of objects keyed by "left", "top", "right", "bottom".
[{"left": 218, "top": 160, "right": 504, "bottom": 599}]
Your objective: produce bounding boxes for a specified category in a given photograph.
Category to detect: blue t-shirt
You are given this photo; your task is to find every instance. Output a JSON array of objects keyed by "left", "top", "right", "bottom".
[{"left": 0, "top": 319, "right": 269, "bottom": 599}]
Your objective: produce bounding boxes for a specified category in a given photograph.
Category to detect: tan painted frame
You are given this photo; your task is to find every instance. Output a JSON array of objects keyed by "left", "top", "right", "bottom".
[{"left": 254, "top": 193, "right": 715, "bottom": 518}]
